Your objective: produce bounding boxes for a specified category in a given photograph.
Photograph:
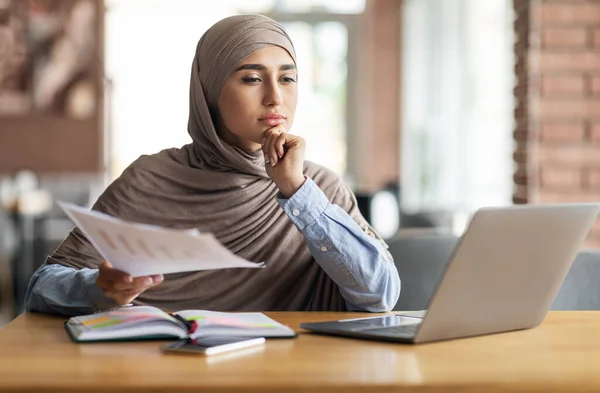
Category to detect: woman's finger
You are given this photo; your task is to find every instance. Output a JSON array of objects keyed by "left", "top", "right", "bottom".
[
  {"left": 102, "top": 269, "right": 137, "bottom": 292},
  {"left": 262, "top": 128, "right": 278, "bottom": 165},
  {"left": 274, "top": 132, "right": 287, "bottom": 159},
  {"left": 269, "top": 127, "right": 287, "bottom": 164},
  {"left": 97, "top": 263, "right": 124, "bottom": 291},
  {"left": 98, "top": 274, "right": 134, "bottom": 292},
  {"left": 267, "top": 130, "right": 281, "bottom": 165},
  {"left": 103, "top": 274, "right": 163, "bottom": 304},
  {"left": 130, "top": 274, "right": 163, "bottom": 293},
  {"left": 262, "top": 132, "right": 272, "bottom": 164},
  {"left": 100, "top": 261, "right": 133, "bottom": 285},
  {"left": 111, "top": 278, "right": 137, "bottom": 292},
  {"left": 262, "top": 126, "right": 288, "bottom": 166},
  {"left": 96, "top": 275, "right": 111, "bottom": 291}
]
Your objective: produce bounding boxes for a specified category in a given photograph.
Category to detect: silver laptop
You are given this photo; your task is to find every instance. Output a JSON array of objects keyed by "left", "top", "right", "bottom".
[{"left": 300, "top": 203, "right": 600, "bottom": 344}]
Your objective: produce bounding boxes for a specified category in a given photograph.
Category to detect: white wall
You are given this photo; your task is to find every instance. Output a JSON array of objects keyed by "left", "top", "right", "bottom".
[{"left": 105, "top": 0, "right": 237, "bottom": 177}]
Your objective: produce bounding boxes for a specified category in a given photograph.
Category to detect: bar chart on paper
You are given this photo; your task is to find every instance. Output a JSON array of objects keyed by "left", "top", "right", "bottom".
[{"left": 58, "top": 202, "right": 265, "bottom": 277}]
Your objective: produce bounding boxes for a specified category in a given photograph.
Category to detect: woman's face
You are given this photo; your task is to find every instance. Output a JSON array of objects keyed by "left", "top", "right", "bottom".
[{"left": 216, "top": 46, "right": 298, "bottom": 153}]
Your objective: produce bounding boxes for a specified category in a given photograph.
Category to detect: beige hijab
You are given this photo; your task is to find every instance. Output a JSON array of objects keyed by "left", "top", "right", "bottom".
[{"left": 49, "top": 14, "right": 372, "bottom": 312}]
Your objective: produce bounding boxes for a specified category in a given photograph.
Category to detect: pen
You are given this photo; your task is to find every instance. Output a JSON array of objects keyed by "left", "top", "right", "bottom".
[{"left": 172, "top": 314, "right": 198, "bottom": 334}]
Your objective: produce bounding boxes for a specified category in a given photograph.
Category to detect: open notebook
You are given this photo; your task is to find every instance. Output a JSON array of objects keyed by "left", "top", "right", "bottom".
[{"left": 65, "top": 306, "right": 296, "bottom": 342}]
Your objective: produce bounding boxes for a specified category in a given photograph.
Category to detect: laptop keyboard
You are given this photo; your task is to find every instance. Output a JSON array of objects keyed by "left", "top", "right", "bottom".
[{"left": 363, "top": 323, "right": 420, "bottom": 337}]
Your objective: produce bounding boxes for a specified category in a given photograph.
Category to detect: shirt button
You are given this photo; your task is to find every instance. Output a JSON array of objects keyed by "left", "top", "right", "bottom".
[
  {"left": 292, "top": 209, "right": 300, "bottom": 216},
  {"left": 320, "top": 245, "right": 328, "bottom": 252}
]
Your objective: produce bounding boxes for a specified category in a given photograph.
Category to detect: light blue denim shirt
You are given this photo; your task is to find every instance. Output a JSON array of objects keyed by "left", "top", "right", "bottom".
[{"left": 26, "top": 177, "right": 401, "bottom": 316}]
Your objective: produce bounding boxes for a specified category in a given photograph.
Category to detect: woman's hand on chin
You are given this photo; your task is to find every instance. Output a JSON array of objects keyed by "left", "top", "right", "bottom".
[{"left": 261, "top": 126, "right": 306, "bottom": 198}]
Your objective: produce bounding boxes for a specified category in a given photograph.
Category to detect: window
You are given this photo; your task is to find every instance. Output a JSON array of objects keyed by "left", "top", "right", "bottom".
[
  {"left": 400, "top": 0, "right": 514, "bottom": 228},
  {"left": 105, "top": 0, "right": 362, "bottom": 180}
]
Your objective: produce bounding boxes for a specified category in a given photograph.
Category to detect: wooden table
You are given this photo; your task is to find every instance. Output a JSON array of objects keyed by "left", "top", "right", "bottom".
[{"left": 1, "top": 311, "right": 600, "bottom": 392}]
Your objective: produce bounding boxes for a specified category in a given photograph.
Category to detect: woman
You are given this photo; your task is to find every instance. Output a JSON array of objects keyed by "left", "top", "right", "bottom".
[{"left": 25, "top": 14, "right": 400, "bottom": 316}]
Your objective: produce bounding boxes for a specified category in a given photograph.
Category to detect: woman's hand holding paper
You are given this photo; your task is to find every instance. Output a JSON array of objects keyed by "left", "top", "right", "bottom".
[{"left": 96, "top": 261, "right": 163, "bottom": 305}]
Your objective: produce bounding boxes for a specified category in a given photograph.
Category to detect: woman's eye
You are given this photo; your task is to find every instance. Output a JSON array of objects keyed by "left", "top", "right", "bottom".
[
  {"left": 242, "top": 77, "right": 261, "bottom": 84},
  {"left": 280, "top": 77, "right": 297, "bottom": 84}
]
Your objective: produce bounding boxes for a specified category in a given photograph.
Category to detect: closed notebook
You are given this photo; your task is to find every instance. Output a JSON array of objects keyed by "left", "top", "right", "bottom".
[{"left": 65, "top": 306, "right": 297, "bottom": 342}]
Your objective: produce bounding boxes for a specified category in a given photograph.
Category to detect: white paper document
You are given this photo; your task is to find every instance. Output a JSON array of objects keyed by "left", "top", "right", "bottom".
[{"left": 59, "top": 202, "right": 265, "bottom": 277}]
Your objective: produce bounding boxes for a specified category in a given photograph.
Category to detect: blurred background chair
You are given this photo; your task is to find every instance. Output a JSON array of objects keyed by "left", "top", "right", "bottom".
[
  {"left": 1, "top": 172, "right": 102, "bottom": 318},
  {"left": 389, "top": 230, "right": 458, "bottom": 311},
  {"left": 551, "top": 251, "right": 600, "bottom": 310},
  {"left": 0, "top": 206, "right": 17, "bottom": 324},
  {"left": 388, "top": 231, "right": 600, "bottom": 312}
]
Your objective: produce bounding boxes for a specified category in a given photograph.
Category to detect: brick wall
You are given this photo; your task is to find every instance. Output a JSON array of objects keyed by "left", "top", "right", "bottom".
[
  {"left": 356, "top": 0, "right": 401, "bottom": 193},
  {"left": 513, "top": 0, "right": 532, "bottom": 204},
  {"left": 516, "top": 0, "right": 600, "bottom": 248},
  {"left": 0, "top": 0, "right": 105, "bottom": 175}
]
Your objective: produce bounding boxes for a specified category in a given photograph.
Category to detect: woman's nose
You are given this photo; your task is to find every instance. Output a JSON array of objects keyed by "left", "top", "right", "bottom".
[{"left": 263, "top": 82, "right": 283, "bottom": 107}]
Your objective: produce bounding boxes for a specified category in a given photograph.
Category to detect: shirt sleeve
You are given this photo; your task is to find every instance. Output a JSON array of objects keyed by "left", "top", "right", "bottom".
[
  {"left": 276, "top": 177, "right": 401, "bottom": 312},
  {"left": 25, "top": 264, "right": 117, "bottom": 316}
]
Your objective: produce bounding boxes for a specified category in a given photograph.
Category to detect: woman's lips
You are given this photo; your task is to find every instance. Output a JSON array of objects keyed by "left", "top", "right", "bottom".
[
  {"left": 259, "top": 114, "right": 286, "bottom": 127},
  {"left": 260, "top": 118, "right": 286, "bottom": 126}
]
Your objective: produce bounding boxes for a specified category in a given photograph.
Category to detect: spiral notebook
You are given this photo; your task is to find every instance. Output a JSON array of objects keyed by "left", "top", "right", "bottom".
[{"left": 65, "top": 306, "right": 297, "bottom": 342}]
